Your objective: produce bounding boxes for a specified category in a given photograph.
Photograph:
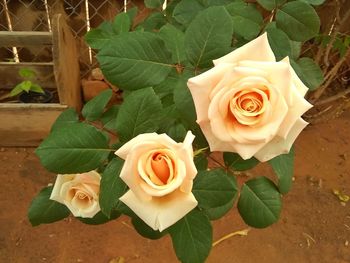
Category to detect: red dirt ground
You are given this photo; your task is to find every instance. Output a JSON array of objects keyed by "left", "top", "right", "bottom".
[{"left": 0, "top": 112, "right": 349, "bottom": 263}]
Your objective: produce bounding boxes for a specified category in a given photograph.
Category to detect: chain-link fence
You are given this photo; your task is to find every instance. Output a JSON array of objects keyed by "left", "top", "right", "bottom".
[{"left": 0, "top": 0, "right": 145, "bottom": 77}]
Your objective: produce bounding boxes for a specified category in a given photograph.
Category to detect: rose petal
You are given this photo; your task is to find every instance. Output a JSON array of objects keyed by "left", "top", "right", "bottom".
[
  {"left": 213, "top": 33, "right": 275, "bottom": 66},
  {"left": 175, "top": 131, "right": 197, "bottom": 180},
  {"left": 65, "top": 199, "right": 100, "bottom": 218},
  {"left": 237, "top": 60, "right": 293, "bottom": 105},
  {"left": 142, "top": 149, "right": 175, "bottom": 185},
  {"left": 209, "top": 75, "right": 288, "bottom": 144},
  {"left": 228, "top": 140, "right": 267, "bottom": 160},
  {"left": 180, "top": 179, "right": 193, "bottom": 193},
  {"left": 282, "top": 57, "right": 309, "bottom": 96},
  {"left": 255, "top": 118, "right": 309, "bottom": 162},
  {"left": 139, "top": 158, "right": 186, "bottom": 197},
  {"left": 119, "top": 144, "right": 154, "bottom": 202},
  {"left": 198, "top": 120, "right": 237, "bottom": 152},
  {"left": 74, "top": 171, "right": 101, "bottom": 183},
  {"left": 188, "top": 63, "right": 234, "bottom": 122},
  {"left": 209, "top": 81, "right": 260, "bottom": 143},
  {"left": 50, "top": 174, "right": 75, "bottom": 203},
  {"left": 150, "top": 154, "right": 171, "bottom": 184},
  {"left": 277, "top": 88, "right": 313, "bottom": 138},
  {"left": 115, "top": 133, "right": 177, "bottom": 160},
  {"left": 232, "top": 85, "right": 288, "bottom": 142},
  {"left": 120, "top": 190, "right": 198, "bottom": 231},
  {"left": 210, "top": 67, "right": 269, "bottom": 100}
]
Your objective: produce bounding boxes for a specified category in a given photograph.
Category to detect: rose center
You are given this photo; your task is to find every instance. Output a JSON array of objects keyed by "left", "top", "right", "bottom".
[
  {"left": 68, "top": 188, "right": 92, "bottom": 208},
  {"left": 150, "top": 152, "right": 171, "bottom": 185},
  {"left": 231, "top": 91, "right": 263, "bottom": 114},
  {"left": 227, "top": 86, "right": 271, "bottom": 126}
]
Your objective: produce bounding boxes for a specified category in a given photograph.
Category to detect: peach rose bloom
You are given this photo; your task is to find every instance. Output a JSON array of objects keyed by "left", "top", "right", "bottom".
[
  {"left": 50, "top": 171, "right": 101, "bottom": 218},
  {"left": 188, "top": 33, "right": 313, "bottom": 162},
  {"left": 115, "top": 131, "right": 198, "bottom": 231}
]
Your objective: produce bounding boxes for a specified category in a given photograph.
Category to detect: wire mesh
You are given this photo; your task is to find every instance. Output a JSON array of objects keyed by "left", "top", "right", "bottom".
[{"left": 0, "top": 0, "right": 144, "bottom": 76}]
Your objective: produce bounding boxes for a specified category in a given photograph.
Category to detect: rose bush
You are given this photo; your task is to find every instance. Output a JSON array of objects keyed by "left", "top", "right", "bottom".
[
  {"left": 29, "top": 0, "right": 327, "bottom": 261},
  {"left": 188, "top": 33, "right": 313, "bottom": 162},
  {"left": 115, "top": 131, "right": 198, "bottom": 231},
  {"left": 50, "top": 171, "right": 101, "bottom": 218}
]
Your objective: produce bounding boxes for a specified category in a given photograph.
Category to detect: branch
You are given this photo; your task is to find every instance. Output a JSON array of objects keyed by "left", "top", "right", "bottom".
[
  {"left": 311, "top": 47, "right": 350, "bottom": 102},
  {"left": 315, "top": 87, "right": 350, "bottom": 106}
]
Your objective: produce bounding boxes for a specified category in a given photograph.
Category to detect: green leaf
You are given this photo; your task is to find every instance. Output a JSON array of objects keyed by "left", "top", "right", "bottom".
[
  {"left": 265, "top": 22, "right": 277, "bottom": 30},
  {"left": 126, "top": 7, "right": 138, "bottom": 23},
  {"left": 116, "top": 87, "right": 162, "bottom": 142},
  {"left": 224, "top": 152, "right": 259, "bottom": 171},
  {"left": 226, "top": 2, "right": 263, "bottom": 40},
  {"left": 145, "top": 0, "right": 165, "bottom": 8},
  {"left": 100, "top": 157, "right": 127, "bottom": 217},
  {"left": 204, "top": 0, "right": 232, "bottom": 5},
  {"left": 173, "top": 0, "right": 205, "bottom": 26},
  {"left": 98, "top": 32, "right": 173, "bottom": 90},
  {"left": 276, "top": 1, "right": 320, "bottom": 41},
  {"left": 256, "top": 0, "right": 286, "bottom": 10},
  {"left": 226, "top": 2, "right": 263, "bottom": 24},
  {"left": 295, "top": 57, "right": 324, "bottom": 90},
  {"left": 333, "top": 36, "right": 348, "bottom": 57},
  {"left": 269, "top": 147, "right": 294, "bottom": 194},
  {"left": 205, "top": 196, "right": 235, "bottom": 220},
  {"left": 78, "top": 210, "right": 120, "bottom": 225},
  {"left": 167, "top": 123, "right": 187, "bottom": 142},
  {"left": 184, "top": 6, "right": 233, "bottom": 68},
  {"left": 98, "top": 21, "right": 114, "bottom": 33},
  {"left": 30, "top": 83, "right": 45, "bottom": 94},
  {"left": 82, "top": 89, "right": 112, "bottom": 121},
  {"left": 101, "top": 105, "right": 119, "bottom": 131},
  {"left": 238, "top": 177, "right": 282, "bottom": 228},
  {"left": 112, "top": 12, "right": 131, "bottom": 34},
  {"left": 266, "top": 28, "right": 292, "bottom": 60},
  {"left": 173, "top": 78, "right": 196, "bottom": 125},
  {"left": 169, "top": 209, "right": 212, "bottom": 263},
  {"left": 18, "top": 80, "right": 32, "bottom": 92},
  {"left": 85, "top": 29, "right": 113, "bottom": 49},
  {"left": 50, "top": 108, "right": 79, "bottom": 132},
  {"left": 153, "top": 69, "right": 179, "bottom": 99},
  {"left": 28, "top": 186, "right": 70, "bottom": 226},
  {"left": 233, "top": 17, "right": 260, "bottom": 41},
  {"left": 139, "top": 12, "right": 167, "bottom": 31},
  {"left": 194, "top": 153, "right": 208, "bottom": 171},
  {"left": 131, "top": 216, "right": 166, "bottom": 239},
  {"left": 159, "top": 23, "right": 186, "bottom": 64},
  {"left": 193, "top": 169, "right": 238, "bottom": 210},
  {"left": 115, "top": 201, "right": 136, "bottom": 217},
  {"left": 19, "top": 68, "right": 36, "bottom": 78},
  {"left": 10, "top": 84, "right": 25, "bottom": 97},
  {"left": 297, "top": 57, "right": 324, "bottom": 90},
  {"left": 290, "top": 40, "right": 302, "bottom": 60},
  {"left": 299, "top": 0, "right": 325, "bottom": 5},
  {"left": 36, "top": 123, "right": 111, "bottom": 173}
]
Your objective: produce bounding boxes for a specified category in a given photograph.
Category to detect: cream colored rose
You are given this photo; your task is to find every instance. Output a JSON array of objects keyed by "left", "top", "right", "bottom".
[
  {"left": 115, "top": 131, "right": 198, "bottom": 231},
  {"left": 50, "top": 171, "right": 101, "bottom": 218},
  {"left": 188, "top": 33, "right": 313, "bottom": 162}
]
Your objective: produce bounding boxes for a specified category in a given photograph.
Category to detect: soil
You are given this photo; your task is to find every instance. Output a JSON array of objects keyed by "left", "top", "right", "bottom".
[{"left": 0, "top": 112, "right": 349, "bottom": 263}]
